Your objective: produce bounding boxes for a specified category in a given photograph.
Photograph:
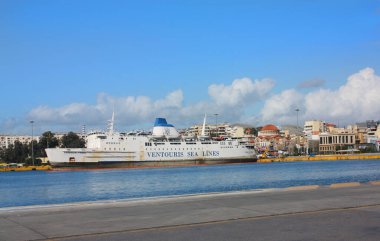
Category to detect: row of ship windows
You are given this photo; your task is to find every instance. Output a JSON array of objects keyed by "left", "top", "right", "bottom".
[
  {"left": 144, "top": 142, "right": 233, "bottom": 146},
  {"left": 146, "top": 148, "right": 203, "bottom": 151},
  {"left": 145, "top": 146, "right": 238, "bottom": 151},
  {"left": 145, "top": 142, "right": 211, "bottom": 146},
  {"left": 104, "top": 148, "right": 126, "bottom": 151},
  {"left": 102, "top": 146, "right": 236, "bottom": 151},
  {"left": 220, "top": 142, "right": 233, "bottom": 145}
]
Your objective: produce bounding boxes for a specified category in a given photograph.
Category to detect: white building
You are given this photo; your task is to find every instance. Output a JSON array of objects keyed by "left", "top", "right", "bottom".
[
  {"left": 187, "top": 123, "right": 230, "bottom": 137},
  {"left": 304, "top": 120, "right": 326, "bottom": 140},
  {"left": 367, "top": 124, "right": 380, "bottom": 151},
  {"left": 186, "top": 123, "right": 254, "bottom": 139},
  {"left": 319, "top": 131, "right": 356, "bottom": 154},
  {"left": 0, "top": 135, "right": 39, "bottom": 149}
]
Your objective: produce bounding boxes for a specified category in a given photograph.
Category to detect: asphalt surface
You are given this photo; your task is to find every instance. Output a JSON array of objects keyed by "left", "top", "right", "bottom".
[{"left": 0, "top": 183, "right": 379, "bottom": 241}]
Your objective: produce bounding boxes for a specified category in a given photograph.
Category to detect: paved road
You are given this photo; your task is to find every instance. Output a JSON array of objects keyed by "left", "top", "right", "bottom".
[{"left": 1, "top": 183, "right": 379, "bottom": 241}]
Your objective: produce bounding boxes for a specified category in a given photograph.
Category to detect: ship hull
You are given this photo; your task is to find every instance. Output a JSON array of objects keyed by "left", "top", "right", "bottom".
[
  {"left": 49, "top": 158, "right": 257, "bottom": 169},
  {"left": 46, "top": 126, "right": 257, "bottom": 169}
]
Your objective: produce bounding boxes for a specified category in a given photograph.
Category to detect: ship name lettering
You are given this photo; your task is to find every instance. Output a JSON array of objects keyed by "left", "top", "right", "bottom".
[
  {"left": 203, "top": 151, "right": 220, "bottom": 157},
  {"left": 147, "top": 152, "right": 184, "bottom": 158},
  {"left": 187, "top": 151, "right": 198, "bottom": 157}
]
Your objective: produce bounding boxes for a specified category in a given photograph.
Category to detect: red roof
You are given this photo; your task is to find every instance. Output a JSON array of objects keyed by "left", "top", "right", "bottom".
[{"left": 261, "top": 124, "right": 279, "bottom": 131}]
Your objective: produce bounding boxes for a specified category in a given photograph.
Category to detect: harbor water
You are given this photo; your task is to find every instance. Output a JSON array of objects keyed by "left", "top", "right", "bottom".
[{"left": 1, "top": 159, "right": 380, "bottom": 208}]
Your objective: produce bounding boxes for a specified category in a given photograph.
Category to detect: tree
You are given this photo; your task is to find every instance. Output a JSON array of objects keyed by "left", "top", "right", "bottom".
[
  {"left": 292, "top": 146, "right": 299, "bottom": 156},
  {"left": 244, "top": 128, "right": 258, "bottom": 136},
  {"left": 0, "top": 146, "right": 12, "bottom": 163},
  {"left": 61, "top": 132, "right": 85, "bottom": 148},
  {"left": 0, "top": 141, "right": 30, "bottom": 163},
  {"left": 40, "top": 131, "right": 59, "bottom": 148},
  {"left": 14, "top": 141, "right": 29, "bottom": 163},
  {"left": 38, "top": 131, "right": 60, "bottom": 157},
  {"left": 0, "top": 146, "right": 6, "bottom": 162}
]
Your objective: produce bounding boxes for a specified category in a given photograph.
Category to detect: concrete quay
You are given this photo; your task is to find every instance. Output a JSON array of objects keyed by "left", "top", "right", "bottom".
[
  {"left": 258, "top": 154, "right": 380, "bottom": 163},
  {"left": 1, "top": 183, "right": 380, "bottom": 241}
]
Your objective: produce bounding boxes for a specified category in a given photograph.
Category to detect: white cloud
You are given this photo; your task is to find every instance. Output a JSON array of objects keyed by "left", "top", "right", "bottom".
[
  {"left": 259, "top": 89, "right": 304, "bottom": 124},
  {"left": 28, "top": 103, "right": 101, "bottom": 124},
  {"left": 304, "top": 67, "right": 380, "bottom": 122},
  {"left": 208, "top": 77, "right": 274, "bottom": 107},
  {"left": 25, "top": 77, "right": 274, "bottom": 132},
  {"left": 258, "top": 67, "right": 380, "bottom": 126},
  {"left": 10, "top": 67, "right": 380, "bottom": 133},
  {"left": 28, "top": 91, "right": 185, "bottom": 129},
  {"left": 154, "top": 90, "right": 183, "bottom": 109}
]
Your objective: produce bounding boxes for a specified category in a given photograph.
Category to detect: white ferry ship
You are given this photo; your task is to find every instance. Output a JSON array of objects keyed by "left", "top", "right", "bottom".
[{"left": 46, "top": 114, "right": 257, "bottom": 168}]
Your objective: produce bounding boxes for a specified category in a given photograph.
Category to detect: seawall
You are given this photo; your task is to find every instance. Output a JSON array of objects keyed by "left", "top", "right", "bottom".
[
  {"left": 0, "top": 165, "right": 52, "bottom": 172},
  {"left": 258, "top": 154, "right": 380, "bottom": 163}
]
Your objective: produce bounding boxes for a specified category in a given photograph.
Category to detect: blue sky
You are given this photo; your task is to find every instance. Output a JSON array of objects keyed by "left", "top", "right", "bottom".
[{"left": 1, "top": 0, "right": 379, "bottom": 135}]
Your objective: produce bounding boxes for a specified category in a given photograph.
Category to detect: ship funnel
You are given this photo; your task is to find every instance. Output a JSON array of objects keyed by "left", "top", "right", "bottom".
[
  {"left": 154, "top": 118, "right": 170, "bottom": 127},
  {"left": 152, "top": 118, "right": 180, "bottom": 139}
]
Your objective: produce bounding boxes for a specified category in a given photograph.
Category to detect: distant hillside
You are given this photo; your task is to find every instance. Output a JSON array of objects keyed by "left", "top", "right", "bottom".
[
  {"left": 281, "top": 125, "right": 304, "bottom": 135},
  {"left": 231, "top": 123, "right": 256, "bottom": 128}
]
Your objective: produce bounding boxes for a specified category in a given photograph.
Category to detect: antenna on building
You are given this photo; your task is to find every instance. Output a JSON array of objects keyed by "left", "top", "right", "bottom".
[
  {"left": 82, "top": 125, "right": 86, "bottom": 135},
  {"left": 295, "top": 108, "right": 300, "bottom": 133}
]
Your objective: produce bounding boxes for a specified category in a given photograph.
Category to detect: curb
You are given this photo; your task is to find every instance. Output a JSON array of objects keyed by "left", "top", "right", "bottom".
[
  {"left": 369, "top": 181, "right": 380, "bottom": 186},
  {"left": 285, "top": 180, "right": 380, "bottom": 192},
  {"left": 330, "top": 182, "right": 361, "bottom": 188},
  {"left": 286, "top": 185, "right": 320, "bottom": 191}
]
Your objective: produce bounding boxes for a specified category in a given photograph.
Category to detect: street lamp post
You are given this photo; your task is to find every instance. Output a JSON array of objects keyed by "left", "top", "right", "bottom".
[
  {"left": 295, "top": 108, "right": 300, "bottom": 132},
  {"left": 214, "top": 113, "right": 218, "bottom": 138},
  {"left": 295, "top": 108, "right": 301, "bottom": 155},
  {"left": 30, "top": 120, "right": 34, "bottom": 166}
]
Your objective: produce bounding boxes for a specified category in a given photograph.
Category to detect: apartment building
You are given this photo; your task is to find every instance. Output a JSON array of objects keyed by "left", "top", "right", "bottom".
[
  {"left": 304, "top": 120, "right": 327, "bottom": 140},
  {"left": 0, "top": 135, "right": 39, "bottom": 149}
]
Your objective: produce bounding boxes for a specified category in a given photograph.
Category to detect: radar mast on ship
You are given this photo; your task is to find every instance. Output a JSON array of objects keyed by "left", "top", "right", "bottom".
[
  {"left": 107, "top": 111, "right": 115, "bottom": 135},
  {"left": 200, "top": 113, "right": 209, "bottom": 139}
]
